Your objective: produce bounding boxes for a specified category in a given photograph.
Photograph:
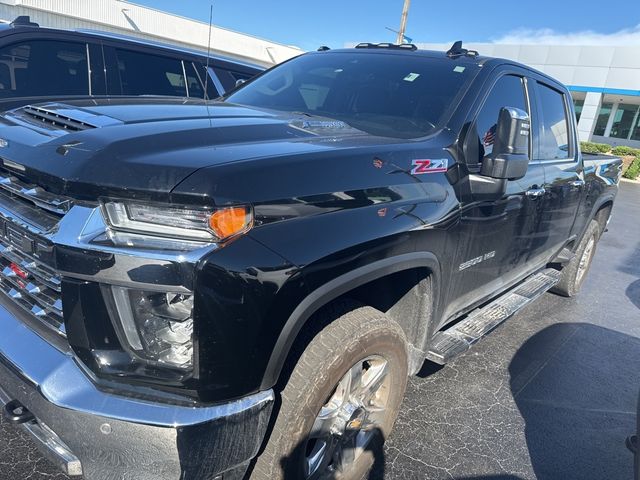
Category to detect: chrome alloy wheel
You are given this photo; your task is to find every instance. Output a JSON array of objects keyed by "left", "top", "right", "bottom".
[
  {"left": 576, "top": 235, "right": 596, "bottom": 286},
  {"left": 303, "top": 355, "right": 390, "bottom": 479}
]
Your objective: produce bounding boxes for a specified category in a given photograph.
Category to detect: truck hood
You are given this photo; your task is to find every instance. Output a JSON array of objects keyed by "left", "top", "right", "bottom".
[{"left": 0, "top": 98, "right": 404, "bottom": 201}]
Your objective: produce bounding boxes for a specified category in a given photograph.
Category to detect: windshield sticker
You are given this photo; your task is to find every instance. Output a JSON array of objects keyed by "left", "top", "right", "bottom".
[
  {"left": 403, "top": 72, "right": 420, "bottom": 82},
  {"left": 453, "top": 66, "right": 466, "bottom": 73},
  {"left": 411, "top": 158, "right": 449, "bottom": 175}
]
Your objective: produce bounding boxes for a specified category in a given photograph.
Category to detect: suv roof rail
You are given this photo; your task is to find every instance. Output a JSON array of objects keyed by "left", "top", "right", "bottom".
[
  {"left": 355, "top": 42, "right": 418, "bottom": 51},
  {"left": 11, "top": 16, "right": 39, "bottom": 28},
  {"left": 446, "top": 40, "right": 478, "bottom": 58}
]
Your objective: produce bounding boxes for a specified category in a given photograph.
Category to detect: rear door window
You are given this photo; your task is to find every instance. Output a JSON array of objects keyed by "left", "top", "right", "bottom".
[
  {"left": 0, "top": 40, "right": 89, "bottom": 97},
  {"left": 536, "top": 83, "right": 571, "bottom": 160},
  {"left": 114, "top": 49, "right": 186, "bottom": 97}
]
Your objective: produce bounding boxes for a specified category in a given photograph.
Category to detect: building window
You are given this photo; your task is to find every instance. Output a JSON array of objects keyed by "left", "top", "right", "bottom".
[
  {"left": 573, "top": 99, "right": 584, "bottom": 123},
  {"left": 609, "top": 103, "right": 640, "bottom": 140},
  {"left": 631, "top": 111, "right": 640, "bottom": 141},
  {"left": 593, "top": 103, "right": 613, "bottom": 136}
]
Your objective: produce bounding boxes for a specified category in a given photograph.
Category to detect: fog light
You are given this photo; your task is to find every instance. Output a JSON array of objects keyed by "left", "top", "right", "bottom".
[{"left": 110, "top": 286, "right": 194, "bottom": 370}]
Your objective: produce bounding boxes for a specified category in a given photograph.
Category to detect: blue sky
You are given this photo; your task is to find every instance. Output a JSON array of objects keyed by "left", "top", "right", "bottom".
[{"left": 133, "top": 0, "right": 640, "bottom": 51}]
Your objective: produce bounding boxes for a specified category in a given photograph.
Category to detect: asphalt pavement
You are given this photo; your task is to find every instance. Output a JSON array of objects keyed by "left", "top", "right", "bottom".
[{"left": 1, "top": 181, "right": 639, "bottom": 480}]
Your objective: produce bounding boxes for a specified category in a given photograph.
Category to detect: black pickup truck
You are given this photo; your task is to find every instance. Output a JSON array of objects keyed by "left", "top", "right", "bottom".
[{"left": 0, "top": 42, "right": 622, "bottom": 480}]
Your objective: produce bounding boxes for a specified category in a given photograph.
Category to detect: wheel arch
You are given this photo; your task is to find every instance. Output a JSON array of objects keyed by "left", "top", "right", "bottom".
[
  {"left": 592, "top": 198, "right": 614, "bottom": 236},
  {"left": 260, "top": 252, "right": 441, "bottom": 390}
]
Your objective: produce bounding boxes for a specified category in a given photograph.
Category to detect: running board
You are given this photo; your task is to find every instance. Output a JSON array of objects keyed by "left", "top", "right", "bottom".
[{"left": 426, "top": 268, "right": 561, "bottom": 364}]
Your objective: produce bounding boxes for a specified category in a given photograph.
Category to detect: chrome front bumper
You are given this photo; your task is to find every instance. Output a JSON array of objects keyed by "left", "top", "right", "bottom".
[{"left": 0, "top": 302, "right": 274, "bottom": 480}]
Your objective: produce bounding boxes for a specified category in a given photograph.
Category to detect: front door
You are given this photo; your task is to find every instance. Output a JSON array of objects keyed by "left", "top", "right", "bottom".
[{"left": 443, "top": 73, "right": 547, "bottom": 323}]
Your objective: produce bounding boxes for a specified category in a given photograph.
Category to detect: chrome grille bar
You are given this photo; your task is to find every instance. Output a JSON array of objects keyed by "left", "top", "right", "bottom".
[
  {"left": 0, "top": 242, "right": 64, "bottom": 336},
  {"left": 0, "top": 173, "right": 72, "bottom": 215},
  {"left": 0, "top": 243, "right": 60, "bottom": 292}
]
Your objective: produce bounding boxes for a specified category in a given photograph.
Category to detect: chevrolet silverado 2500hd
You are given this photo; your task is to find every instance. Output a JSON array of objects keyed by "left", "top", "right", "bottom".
[{"left": 0, "top": 42, "right": 622, "bottom": 480}]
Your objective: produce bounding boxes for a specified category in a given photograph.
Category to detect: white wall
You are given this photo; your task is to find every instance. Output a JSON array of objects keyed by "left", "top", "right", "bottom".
[{"left": 417, "top": 43, "right": 640, "bottom": 92}]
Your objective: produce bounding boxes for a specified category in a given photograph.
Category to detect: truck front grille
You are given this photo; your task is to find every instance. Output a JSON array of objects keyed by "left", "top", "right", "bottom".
[
  {"left": 0, "top": 240, "right": 64, "bottom": 335},
  {"left": 0, "top": 166, "right": 68, "bottom": 338}
]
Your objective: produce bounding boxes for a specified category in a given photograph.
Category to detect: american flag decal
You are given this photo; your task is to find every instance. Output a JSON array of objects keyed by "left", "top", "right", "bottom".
[{"left": 411, "top": 158, "right": 449, "bottom": 175}]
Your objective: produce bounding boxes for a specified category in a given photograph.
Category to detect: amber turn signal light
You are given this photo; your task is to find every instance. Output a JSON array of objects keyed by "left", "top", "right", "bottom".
[{"left": 208, "top": 206, "right": 252, "bottom": 240}]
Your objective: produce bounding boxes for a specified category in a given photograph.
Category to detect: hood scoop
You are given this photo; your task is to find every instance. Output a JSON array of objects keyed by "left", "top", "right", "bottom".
[{"left": 7, "top": 104, "right": 123, "bottom": 135}]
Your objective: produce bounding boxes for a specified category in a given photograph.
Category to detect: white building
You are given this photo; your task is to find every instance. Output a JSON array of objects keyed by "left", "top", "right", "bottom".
[
  {"left": 0, "top": 0, "right": 302, "bottom": 67},
  {"left": 420, "top": 42, "right": 640, "bottom": 148}
]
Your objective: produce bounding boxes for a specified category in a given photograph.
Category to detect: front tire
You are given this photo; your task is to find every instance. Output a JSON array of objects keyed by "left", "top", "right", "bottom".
[
  {"left": 551, "top": 219, "right": 601, "bottom": 297},
  {"left": 251, "top": 302, "right": 409, "bottom": 480}
]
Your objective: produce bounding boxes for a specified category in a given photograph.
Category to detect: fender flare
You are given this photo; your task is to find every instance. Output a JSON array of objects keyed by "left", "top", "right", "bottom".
[
  {"left": 260, "top": 252, "right": 441, "bottom": 390},
  {"left": 589, "top": 193, "right": 616, "bottom": 221}
]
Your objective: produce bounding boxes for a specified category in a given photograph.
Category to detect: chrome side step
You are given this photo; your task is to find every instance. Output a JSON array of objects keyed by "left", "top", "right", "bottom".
[{"left": 426, "top": 268, "right": 561, "bottom": 365}]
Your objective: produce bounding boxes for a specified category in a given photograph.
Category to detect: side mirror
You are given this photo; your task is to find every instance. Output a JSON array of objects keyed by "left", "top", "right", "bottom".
[{"left": 480, "top": 107, "right": 530, "bottom": 180}]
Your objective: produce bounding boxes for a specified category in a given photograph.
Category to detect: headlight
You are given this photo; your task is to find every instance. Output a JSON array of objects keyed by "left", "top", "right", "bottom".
[
  {"left": 109, "top": 286, "right": 195, "bottom": 370},
  {"left": 101, "top": 201, "right": 253, "bottom": 246}
]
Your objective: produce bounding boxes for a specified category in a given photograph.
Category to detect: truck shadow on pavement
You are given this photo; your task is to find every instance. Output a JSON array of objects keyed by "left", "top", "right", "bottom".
[
  {"left": 509, "top": 322, "right": 640, "bottom": 480},
  {"left": 627, "top": 278, "right": 640, "bottom": 310}
]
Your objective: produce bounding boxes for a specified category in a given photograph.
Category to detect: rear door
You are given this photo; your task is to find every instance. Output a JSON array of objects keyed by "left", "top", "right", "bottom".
[{"left": 532, "top": 80, "right": 584, "bottom": 256}]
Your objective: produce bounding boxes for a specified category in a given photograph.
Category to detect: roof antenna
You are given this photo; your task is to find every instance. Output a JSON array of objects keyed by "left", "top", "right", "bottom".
[
  {"left": 204, "top": 3, "right": 214, "bottom": 127},
  {"left": 446, "top": 40, "right": 478, "bottom": 58}
]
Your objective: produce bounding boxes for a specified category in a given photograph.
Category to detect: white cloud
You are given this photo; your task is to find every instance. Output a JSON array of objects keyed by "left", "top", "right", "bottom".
[{"left": 493, "top": 24, "right": 640, "bottom": 45}]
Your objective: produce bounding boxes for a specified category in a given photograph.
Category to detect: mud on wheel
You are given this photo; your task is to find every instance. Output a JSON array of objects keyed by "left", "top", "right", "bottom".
[
  {"left": 551, "top": 219, "right": 601, "bottom": 297},
  {"left": 251, "top": 302, "right": 409, "bottom": 480}
]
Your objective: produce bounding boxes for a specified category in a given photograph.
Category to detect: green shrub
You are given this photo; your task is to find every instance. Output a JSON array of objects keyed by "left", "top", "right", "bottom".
[
  {"left": 623, "top": 156, "right": 640, "bottom": 180},
  {"left": 612, "top": 145, "right": 640, "bottom": 157},
  {"left": 581, "top": 142, "right": 613, "bottom": 154},
  {"left": 580, "top": 141, "right": 602, "bottom": 154}
]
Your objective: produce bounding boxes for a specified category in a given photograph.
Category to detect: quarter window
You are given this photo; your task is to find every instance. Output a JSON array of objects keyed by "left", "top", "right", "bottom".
[
  {"left": 537, "top": 83, "right": 571, "bottom": 160},
  {"left": 473, "top": 75, "right": 529, "bottom": 162},
  {"left": 0, "top": 40, "right": 89, "bottom": 97}
]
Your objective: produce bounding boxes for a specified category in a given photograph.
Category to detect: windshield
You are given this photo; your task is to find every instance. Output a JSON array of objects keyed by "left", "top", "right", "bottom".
[{"left": 224, "top": 51, "right": 480, "bottom": 139}]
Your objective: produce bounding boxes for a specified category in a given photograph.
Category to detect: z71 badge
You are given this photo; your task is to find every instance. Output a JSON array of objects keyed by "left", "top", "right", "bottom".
[{"left": 411, "top": 158, "right": 449, "bottom": 175}]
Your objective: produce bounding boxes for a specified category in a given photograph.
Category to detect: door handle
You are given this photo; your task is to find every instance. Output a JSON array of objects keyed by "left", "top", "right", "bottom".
[
  {"left": 525, "top": 187, "right": 546, "bottom": 198},
  {"left": 570, "top": 179, "right": 585, "bottom": 187}
]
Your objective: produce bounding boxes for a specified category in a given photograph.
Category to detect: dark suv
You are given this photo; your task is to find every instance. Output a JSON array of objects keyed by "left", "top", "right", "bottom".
[{"left": 0, "top": 16, "right": 263, "bottom": 110}]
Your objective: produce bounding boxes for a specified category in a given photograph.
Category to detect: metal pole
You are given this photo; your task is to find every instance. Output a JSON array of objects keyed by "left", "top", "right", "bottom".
[{"left": 397, "top": 0, "right": 411, "bottom": 44}]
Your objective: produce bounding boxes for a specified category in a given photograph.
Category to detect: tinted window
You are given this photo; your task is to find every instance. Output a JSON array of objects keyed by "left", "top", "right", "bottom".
[
  {"left": 474, "top": 75, "right": 528, "bottom": 161},
  {"left": 213, "top": 67, "right": 254, "bottom": 94},
  {"left": 609, "top": 103, "right": 639, "bottom": 140},
  {"left": 537, "top": 83, "right": 570, "bottom": 160},
  {"left": 225, "top": 52, "right": 480, "bottom": 139},
  {"left": 0, "top": 40, "right": 89, "bottom": 97},
  {"left": 115, "top": 49, "right": 185, "bottom": 96}
]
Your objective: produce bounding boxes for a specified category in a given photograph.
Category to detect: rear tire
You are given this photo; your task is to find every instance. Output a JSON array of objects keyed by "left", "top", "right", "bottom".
[
  {"left": 251, "top": 301, "right": 409, "bottom": 480},
  {"left": 551, "top": 220, "right": 600, "bottom": 297}
]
